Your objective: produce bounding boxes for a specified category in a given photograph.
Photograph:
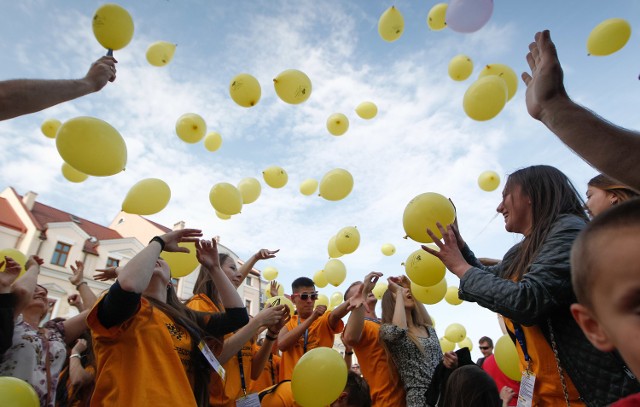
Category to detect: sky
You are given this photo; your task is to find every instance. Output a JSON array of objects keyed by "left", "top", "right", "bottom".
[{"left": 2, "top": 0, "right": 640, "bottom": 360}]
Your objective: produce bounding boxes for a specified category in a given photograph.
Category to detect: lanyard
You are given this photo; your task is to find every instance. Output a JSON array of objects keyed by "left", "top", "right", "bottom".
[
  {"left": 237, "top": 351, "right": 247, "bottom": 396},
  {"left": 298, "top": 316, "right": 309, "bottom": 353},
  {"left": 364, "top": 317, "right": 381, "bottom": 324},
  {"left": 269, "top": 353, "right": 276, "bottom": 385},
  {"left": 512, "top": 322, "right": 531, "bottom": 363}
]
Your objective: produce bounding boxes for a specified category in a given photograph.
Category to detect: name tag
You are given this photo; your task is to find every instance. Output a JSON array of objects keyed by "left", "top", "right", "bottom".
[
  {"left": 236, "top": 393, "right": 260, "bottom": 407},
  {"left": 198, "top": 340, "right": 225, "bottom": 381},
  {"left": 516, "top": 370, "right": 536, "bottom": 407}
]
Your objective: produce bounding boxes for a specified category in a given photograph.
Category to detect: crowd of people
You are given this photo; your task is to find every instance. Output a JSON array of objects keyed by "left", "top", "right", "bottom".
[{"left": 2, "top": 28, "right": 640, "bottom": 406}]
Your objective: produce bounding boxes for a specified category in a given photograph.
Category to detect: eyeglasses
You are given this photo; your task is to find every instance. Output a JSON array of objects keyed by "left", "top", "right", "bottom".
[
  {"left": 479, "top": 346, "right": 492, "bottom": 350},
  {"left": 295, "top": 292, "right": 319, "bottom": 301}
]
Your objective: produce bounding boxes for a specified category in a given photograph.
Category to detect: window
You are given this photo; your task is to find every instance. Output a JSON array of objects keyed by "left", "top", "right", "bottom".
[
  {"left": 245, "top": 299, "right": 252, "bottom": 313},
  {"left": 106, "top": 257, "right": 120, "bottom": 268},
  {"left": 245, "top": 276, "right": 252, "bottom": 286},
  {"left": 51, "top": 242, "right": 71, "bottom": 266}
]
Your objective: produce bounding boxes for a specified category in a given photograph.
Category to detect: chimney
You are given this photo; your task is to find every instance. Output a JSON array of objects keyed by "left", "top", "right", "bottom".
[
  {"left": 173, "top": 221, "right": 185, "bottom": 231},
  {"left": 22, "top": 191, "right": 38, "bottom": 210}
]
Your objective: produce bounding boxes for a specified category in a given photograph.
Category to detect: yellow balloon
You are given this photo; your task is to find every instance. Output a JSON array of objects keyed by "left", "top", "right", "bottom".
[
  {"left": 0, "top": 376, "right": 40, "bottom": 407},
  {"left": 319, "top": 168, "right": 353, "bottom": 201},
  {"left": 444, "top": 285, "right": 463, "bottom": 305},
  {"left": 299, "top": 178, "right": 318, "bottom": 196},
  {"left": 163, "top": 242, "right": 199, "bottom": 278},
  {"left": 92, "top": 3, "right": 134, "bottom": 50},
  {"left": 478, "top": 63, "right": 518, "bottom": 101},
  {"left": 265, "top": 282, "right": 285, "bottom": 299},
  {"left": 61, "top": 163, "right": 89, "bottom": 183},
  {"left": 263, "top": 266, "right": 278, "bottom": 281},
  {"left": 313, "top": 270, "right": 329, "bottom": 288},
  {"left": 315, "top": 293, "right": 330, "bottom": 308},
  {"left": 587, "top": 18, "right": 631, "bottom": 56},
  {"left": 204, "top": 132, "right": 223, "bottom": 152},
  {"left": 266, "top": 295, "right": 295, "bottom": 316},
  {"left": 326, "top": 113, "right": 349, "bottom": 136},
  {"left": 463, "top": 76, "right": 508, "bottom": 121},
  {"left": 176, "top": 113, "right": 206, "bottom": 144},
  {"left": 146, "top": 41, "right": 176, "bottom": 67},
  {"left": 403, "top": 192, "right": 456, "bottom": 243},
  {"left": 263, "top": 166, "right": 288, "bottom": 189},
  {"left": 273, "top": 69, "right": 312, "bottom": 104},
  {"left": 411, "top": 279, "right": 447, "bottom": 305},
  {"left": 478, "top": 170, "right": 501, "bottom": 192},
  {"left": 440, "top": 337, "right": 455, "bottom": 353},
  {"left": 448, "top": 54, "right": 473, "bottom": 81},
  {"left": 292, "top": 347, "right": 348, "bottom": 407},
  {"left": 237, "top": 177, "right": 261, "bottom": 205},
  {"left": 330, "top": 292, "right": 343, "bottom": 306},
  {"left": 209, "top": 182, "right": 243, "bottom": 215},
  {"left": 355, "top": 101, "right": 378, "bottom": 120},
  {"left": 405, "top": 247, "right": 446, "bottom": 287},
  {"left": 381, "top": 243, "right": 396, "bottom": 256},
  {"left": 458, "top": 337, "right": 473, "bottom": 351},
  {"left": 0, "top": 248, "right": 27, "bottom": 277},
  {"left": 324, "top": 259, "right": 346, "bottom": 287},
  {"left": 215, "top": 210, "right": 231, "bottom": 220},
  {"left": 427, "top": 3, "right": 448, "bottom": 31},
  {"left": 122, "top": 178, "right": 171, "bottom": 215},
  {"left": 378, "top": 6, "right": 404, "bottom": 42},
  {"left": 495, "top": 335, "right": 522, "bottom": 381},
  {"left": 229, "top": 73, "right": 261, "bottom": 107},
  {"left": 41, "top": 118, "right": 61, "bottom": 139},
  {"left": 327, "top": 236, "right": 344, "bottom": 259},
  {"left": 444, "top": 323, "right": 466, "bottom": 343},
  {"left": 56, "top": 116, "right": 127, "bottom": 177},
  {"left": 372, "top": 282, "right": 388, "bottom": 300},
  {"left": 335, "top": 226, "right": 360, "bottom": 255}
]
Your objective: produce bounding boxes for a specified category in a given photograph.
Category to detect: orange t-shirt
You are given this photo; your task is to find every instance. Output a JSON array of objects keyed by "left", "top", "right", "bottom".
[
  {"left": 504, "top": 318, "right": 585, "bottom": 406},
  {"left": 259, "top": 381, "right": 296, "bottom": 407},
  {"left": 249, "top": 343, "right": 280, "bottom": 393},
  {"left": 186, "top": 294, "right": 255, "bottom": 407},
  {"left": 352, "top": 319, "right": 406, "bottom": 407},
  {"left": 88, "top": 297, "right": 197, "bottom": 407},
  {"left": 279, "top": 311, "right": 344, "bottom": 381}
]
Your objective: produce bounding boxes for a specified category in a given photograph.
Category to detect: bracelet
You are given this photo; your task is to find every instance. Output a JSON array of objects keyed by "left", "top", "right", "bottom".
[
  {"left": 149, "top": 236, "right": 166, "bottom": 251},
  {"left": 345, "top": 351, "right": 354, "bottom": 355},
  {"left": 265, "top": 334, "right": 278, "bottom": 341},
  {"left": 75, "top": 281, "right": 88, "bottom": 288},
  {"left": 70, "top": 354, "right": 82, "bottom": 359}
]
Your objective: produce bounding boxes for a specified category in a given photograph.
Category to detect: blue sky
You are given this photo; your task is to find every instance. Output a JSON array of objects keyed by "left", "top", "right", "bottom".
[{"left": 2, "top": 0, "right": 640, "bottom": 358}]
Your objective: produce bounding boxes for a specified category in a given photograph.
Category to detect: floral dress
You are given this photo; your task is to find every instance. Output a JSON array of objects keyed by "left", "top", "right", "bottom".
[
  {"left": 380, "top": 324, "right": 442, "bottom": 407},
  {"left": 0, "top": 315, "right": 67, "bottom": 407}
]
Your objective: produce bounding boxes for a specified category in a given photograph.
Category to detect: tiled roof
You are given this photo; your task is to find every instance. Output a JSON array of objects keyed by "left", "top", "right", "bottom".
[
  {"left": 142, "top": 216, "right": 172, "bottom": 233},
  {"left": 0, "top": 197, "right": 27, "bottom": 232},
  {"left": 29, "top": 201, "right": 122, "bottom": 241}
]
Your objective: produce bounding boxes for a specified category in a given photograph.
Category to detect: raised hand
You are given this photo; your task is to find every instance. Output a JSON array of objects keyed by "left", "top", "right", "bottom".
[
  {"left": 255, "top": 249, "right": 279, "bottom": 260},
  {"left": 94, "top": 266, "right": 119, "bottom": 281},
  {"left": 258, "top": 304, "right": 289, "bottom": 333},
  {"left": 72, "top": 338, "right": 88, "bottom": 355},
  {"left": 0, "top": 256, "right": 22, "bottom": 292},
  {"left": 69, "top": 260, "right": 85, "bottom": 286},
  {"left": 159, "top": 229, "right": 203, "bottom": 253},
  {"left": 269, "top": 281, "right": 280, "bottom": 298},
  {"left": 313, "top": 305, "right": 327, "bottom": 319},
  {"left": 85, "top": 56, "right": 117, "bottom": 91},
  {"left": 68, "top": 293, "right": 83, "bottom": 309},
  {"left": 362, "top": 272, "right": 382, "bottom": 296},
  {"left": 387, "top": 276, "right": 404, "bottom": 293},
  {"left": 443, "top": 351, "right": 458, "bottom": 369},
  {"left": 195, "top": 238, "right": 221, "bottom": 271},
  {"left": 25, "top": 255, "right": 43, "bottom": 270},
  {"left": 423, "top": 222, "right": 471, "bottom": 278}
]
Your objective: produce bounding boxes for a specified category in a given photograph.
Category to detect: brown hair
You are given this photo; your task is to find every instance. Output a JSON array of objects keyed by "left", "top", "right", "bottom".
[
  {"left": 588, "top": 174, "right": 639, "bottom": 204},
  {"left": 192, "top": 252, "right": 232, "bottom": 310},
  {"left": 440, "top": 365, "right": 501, "bottom": 407},
  {"left": 572, "top": 198, "right": 640, "bottom": 309},
  {"left": 501, "top": 165, "right": 588, "bottom": 281}
]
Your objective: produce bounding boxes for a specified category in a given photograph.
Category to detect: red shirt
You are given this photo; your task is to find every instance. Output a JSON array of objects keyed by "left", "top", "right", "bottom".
[{"left": 482, "top": 354, "right": 520, "bottom": 406}]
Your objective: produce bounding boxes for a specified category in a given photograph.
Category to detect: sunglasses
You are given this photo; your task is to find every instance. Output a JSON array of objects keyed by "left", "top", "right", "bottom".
[
  {"left": 294, "top": 292, "right": 319, "bottom": 301},
  {"left": 479, "top": 346, "right": 492, "bottom": 350}
]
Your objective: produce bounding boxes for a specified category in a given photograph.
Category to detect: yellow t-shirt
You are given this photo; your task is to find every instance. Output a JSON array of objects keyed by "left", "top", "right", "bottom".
[
  {"left": 353, "top": 319, "right": 406, "bottom": 407},
  {"left": 88, "top": 297, "right": 197, "bottom": 407},
  {"left": 279, "top": 311, "right": 344, "bottom": 381},
  {"left": 249, "top": 343, "right": 280, "bottom": 393},
  {"left": 260, "top": 381, "right": 296, "bottom": 407},
  {"left": 504, "top": 318, "right": 585, "bottom": 406}
]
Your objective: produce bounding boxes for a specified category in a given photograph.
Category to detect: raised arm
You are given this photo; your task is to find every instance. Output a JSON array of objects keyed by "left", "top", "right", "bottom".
[
  {"left": 522, "top": 30, "right": 640, "bottom": 190},
  {"left": 238, "top": 248, "right": 279, "bottom": 281},
  {"left": 1, "top": 257, "right": 21, "bottom": 353},
  {"left": 250, "top": 305, "right": 290, "bottom": 380},
  {"left": 68, "top": 338, "right": 95, "bottom": 387},
  {"left": 0, "top": 56, "right": 117, "bottom": 121},
  {"left": 195, "top": 238, "right": 244, "bottom": 309},
  {"left": 278, "top": 306, "right": 324, "bottom": 352},
  {"left": 69, "top": 260, "right": 97, "bottom": 310},
  {"left": 11, "top": 256, "right": 43, "bottom": 318},
  {"left": 388, "top": 277, "right": 407, "bottom": 329}
]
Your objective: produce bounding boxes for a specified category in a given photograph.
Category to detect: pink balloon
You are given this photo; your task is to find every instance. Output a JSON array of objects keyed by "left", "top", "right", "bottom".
[{"left": 446, "top": 0, "right": 494, "bottom": 33}]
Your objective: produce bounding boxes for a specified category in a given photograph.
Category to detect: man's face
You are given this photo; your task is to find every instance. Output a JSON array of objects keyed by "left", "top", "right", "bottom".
[
  {"left": 479, "top": 341, "right": 493, "bottom": 357},
  {"left": 292, "top": 286, "right": 318, "bottom": 318}
]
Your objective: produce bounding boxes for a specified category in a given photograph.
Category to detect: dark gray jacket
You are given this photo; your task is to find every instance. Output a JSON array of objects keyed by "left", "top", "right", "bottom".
[{"left": 458, "top": 214, "right": 639, "bottom": 406}]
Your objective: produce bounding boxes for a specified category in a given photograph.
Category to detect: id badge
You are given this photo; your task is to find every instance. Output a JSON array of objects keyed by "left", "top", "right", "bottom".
[
  {"left": 198, "top": 340, "right": 225, "bottom": 381},
  {"left": 235, "top": 393, "right": 260, "bottom": 407},
  {"left": 516, "top": 370, "right": 536, "bottom": 407}
]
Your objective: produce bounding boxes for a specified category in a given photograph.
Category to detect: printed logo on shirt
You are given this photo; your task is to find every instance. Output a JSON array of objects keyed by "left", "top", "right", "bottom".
[{"left": 166, "top": 323, "right": 186, "bottom": 341}]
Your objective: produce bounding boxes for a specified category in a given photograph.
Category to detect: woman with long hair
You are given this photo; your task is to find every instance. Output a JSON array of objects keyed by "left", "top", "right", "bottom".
[
  {"left": 379, "top": 275, "right": 442, "bottom": 407},
  {"left": 585, "top": 174, "right": 638, "bottom": 218},
  {"left": 87, "top": 229, "right": 249, "bottom": 407},
  {"left": 424, "top": 165, "right": 639, "bottom": 405}
]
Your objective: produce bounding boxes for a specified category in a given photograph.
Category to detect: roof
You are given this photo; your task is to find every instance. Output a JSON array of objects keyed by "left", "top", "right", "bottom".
[
  {"left": 142, "top": 216, "right": 172, "bottom": 233},
  {"left": 0, "top": 197, "right": 27, "bottom": 233}
]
